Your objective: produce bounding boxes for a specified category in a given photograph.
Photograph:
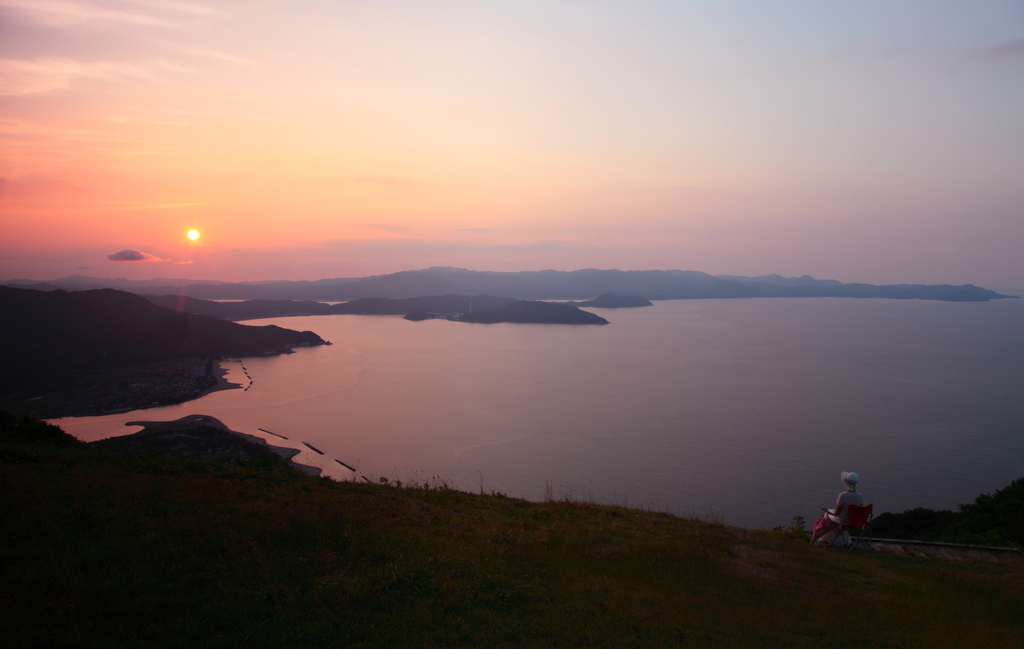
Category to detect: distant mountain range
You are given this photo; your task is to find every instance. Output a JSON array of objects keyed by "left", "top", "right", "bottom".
[{"left": 3, "top": 267, "right": 1016, "bottom": 302}]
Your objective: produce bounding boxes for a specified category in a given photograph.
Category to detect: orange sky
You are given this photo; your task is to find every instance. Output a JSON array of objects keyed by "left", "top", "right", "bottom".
[{"left": 2, "top": 1, "right": 1023, "bottom": 288}]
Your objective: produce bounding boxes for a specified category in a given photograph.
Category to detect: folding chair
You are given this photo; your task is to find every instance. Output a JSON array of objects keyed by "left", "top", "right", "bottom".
[{"left": 827, "top": 504, "right": 873, "bottom": 552}]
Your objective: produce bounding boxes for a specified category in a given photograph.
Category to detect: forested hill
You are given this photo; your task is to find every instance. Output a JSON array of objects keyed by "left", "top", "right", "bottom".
[
  {"left": 143, "top": 294, "right": 606, "bottom": 325},
  {"left": 0, "top": 286, "right": 327, "bottom": 393},
  {"left": 142, "top": 293, "right": 518, "bottom": 321}
]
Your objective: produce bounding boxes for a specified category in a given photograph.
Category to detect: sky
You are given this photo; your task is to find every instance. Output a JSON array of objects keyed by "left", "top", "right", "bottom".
[{"left": 1, "top": 1, "right": 1022, "bottom": 288}]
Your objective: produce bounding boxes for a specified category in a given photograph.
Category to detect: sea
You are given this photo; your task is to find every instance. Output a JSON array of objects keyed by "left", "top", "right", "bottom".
[{"left": 54, "top": 297, "right": 1024, "bottom": 530}]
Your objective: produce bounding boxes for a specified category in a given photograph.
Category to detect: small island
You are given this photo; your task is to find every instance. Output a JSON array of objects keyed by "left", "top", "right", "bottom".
[
  {"left": 459, "top": 300, "right": 609, "bottom": 325},
  {"left": 405, "top": 300, "right": 609, "bottom": 325}
]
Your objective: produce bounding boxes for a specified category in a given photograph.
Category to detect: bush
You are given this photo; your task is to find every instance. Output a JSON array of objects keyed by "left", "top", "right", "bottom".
[
  {"left": 871, "top": 508, "right": 960, "bottom": 542},
  {"left": 0, "top": 409, "right": 81, "bottom": 446},
  {"left": 871, "top": 478, "right": 1024, "bottom": 548},
  {"left": 954, "top": 478, "right": 1024, "bottom": 546}
]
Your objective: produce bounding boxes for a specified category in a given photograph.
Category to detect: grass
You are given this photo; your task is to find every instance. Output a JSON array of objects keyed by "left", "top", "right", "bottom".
[{"left": 2, "top": 437, "right": 1023, "bottom": 648}]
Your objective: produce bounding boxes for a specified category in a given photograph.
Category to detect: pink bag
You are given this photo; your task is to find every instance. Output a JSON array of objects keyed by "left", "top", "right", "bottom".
[{"left": 811, "top": 514, "right": 833, "bottom": 544}]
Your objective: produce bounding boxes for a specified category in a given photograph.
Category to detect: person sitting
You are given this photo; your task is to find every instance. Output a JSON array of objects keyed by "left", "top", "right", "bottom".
[
  {"left": 827, "top": 471, "right": 864, "bottom": 524},
  {"left": 811, "top": 471, "right": 863, "bottom": 546}
]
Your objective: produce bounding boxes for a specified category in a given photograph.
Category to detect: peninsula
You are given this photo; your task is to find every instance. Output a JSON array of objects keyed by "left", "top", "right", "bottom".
[{"left": 0, "top": 286, "right": 329, "bottom": 417}]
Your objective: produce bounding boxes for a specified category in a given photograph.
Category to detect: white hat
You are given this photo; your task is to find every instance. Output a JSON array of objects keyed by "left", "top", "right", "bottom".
[{"left": 841, "top": 471, "right": 859, "bottom": 490}]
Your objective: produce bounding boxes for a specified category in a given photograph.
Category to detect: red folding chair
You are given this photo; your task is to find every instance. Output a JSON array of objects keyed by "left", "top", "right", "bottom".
[{"left": 827, "top": 504, "right": 873, "bottom": 552}]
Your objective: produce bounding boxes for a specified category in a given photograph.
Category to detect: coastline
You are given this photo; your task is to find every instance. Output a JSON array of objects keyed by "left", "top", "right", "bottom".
[
  {"left": 29, "top": 357, "right": 242, "bottom": 419},
  {"left": 206, "top": 359, "right": 244, "bottom": 396}
]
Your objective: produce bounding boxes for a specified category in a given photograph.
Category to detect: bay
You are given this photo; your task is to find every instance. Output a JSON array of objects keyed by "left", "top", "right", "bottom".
[{"left": 55, "top": 297, "right": 1024, "bottom": 530}]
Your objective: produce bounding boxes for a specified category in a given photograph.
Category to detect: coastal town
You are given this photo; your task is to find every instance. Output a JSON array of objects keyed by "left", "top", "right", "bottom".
[{"left": 32, "top": 358, "right": 223, "bottom": 419}]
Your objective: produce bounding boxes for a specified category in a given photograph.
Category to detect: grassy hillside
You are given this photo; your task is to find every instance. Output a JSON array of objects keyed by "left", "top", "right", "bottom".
[{"left": 2, "top": 417, "right": 1022, "bottom": 648}]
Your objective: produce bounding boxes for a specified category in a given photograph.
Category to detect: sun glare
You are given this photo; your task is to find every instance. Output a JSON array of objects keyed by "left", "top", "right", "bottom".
[{"left": 187, "top": 230, "right": 200, "bottom": 241}]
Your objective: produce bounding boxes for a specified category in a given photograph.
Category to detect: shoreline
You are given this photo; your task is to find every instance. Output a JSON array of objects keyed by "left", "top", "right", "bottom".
[
  {"left": 111, "top": 414, "right": 322, "bottom": 475},
  {"left": 205, "top": 359, "right": 244, "bottom": 396},
  {"left": 29, "top": 357, "right": 243, "bottom": 420},
  {"left": 77, "top": 358, "right": 243, "bottom": 417}
]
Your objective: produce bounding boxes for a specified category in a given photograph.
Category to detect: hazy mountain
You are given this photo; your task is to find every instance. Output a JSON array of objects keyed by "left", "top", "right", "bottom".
[
  {"left": 562, "top": 293, "right": 653, "bottom": 308},
  {"left": 5, "top": 268, "right": 1016, "bottom": 302},
  {"left": 0, "top": 286, "right": 327, "bottom": 394},
  {"left": 715, "top": 273, "right": 845, "bottom": 287},
  {"left": 142, "top": 294, "right": 519, "bottom": 320}
]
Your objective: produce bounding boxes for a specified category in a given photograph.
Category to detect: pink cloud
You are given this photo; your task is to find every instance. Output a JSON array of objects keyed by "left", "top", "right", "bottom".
[
  {"left": 0, "top": 57, "right": 148, "bottom": 95},
  {"left": 107, "top": 249, "right": 167, "bottom": 262}
]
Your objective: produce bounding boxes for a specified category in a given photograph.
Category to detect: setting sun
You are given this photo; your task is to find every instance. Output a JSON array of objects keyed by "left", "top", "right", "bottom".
[{"left": 187, "top": 230, "right": 200, "bottom": 241}]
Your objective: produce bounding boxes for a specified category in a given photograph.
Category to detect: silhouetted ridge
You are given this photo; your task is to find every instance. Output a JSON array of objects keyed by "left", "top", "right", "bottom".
[
  {"left": 8, "top": 269, "right": 1016, "bottom": 302},
  {"left": 0, "top": 286, "right": 327, "bottom": 393},
  {"left": 142, "top": 294, "right": 519, "bottom": 320}
]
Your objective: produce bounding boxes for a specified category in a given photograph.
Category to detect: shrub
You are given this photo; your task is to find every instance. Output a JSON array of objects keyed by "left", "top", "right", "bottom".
[{"left": 0, "top": 409, "right": 81, "bottom": 446}]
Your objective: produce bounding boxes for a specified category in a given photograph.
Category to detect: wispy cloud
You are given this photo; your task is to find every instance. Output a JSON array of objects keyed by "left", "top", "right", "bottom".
[
  {"left": 0, "top": 117, "right": 100, "bottom": 142},
  {"left": 107, "top": 249, "right": 168, "bottom": 262},
  {"left": 0, "top": 57, "right": 147, "bottom": 95},
  {"left": 977, "top": 38, "right": 1024, "bottom": 59},
  {"left": 183, "top": 48, "right": 253, "bottom": 66},
  {"left": 0, "top": 0, "right": 176, "bottom": 28},
  {"left": 123, "top": 0, "right": 217, "bottom": 16},
  {"left": 153, "top": 59, "right": 195, "bottom": 73},
  {"left": 0, "top": 175, "right": 87, "bottom": 199},
  {"left": 363, "top": 224, "right": 411, "bottom": 234}
]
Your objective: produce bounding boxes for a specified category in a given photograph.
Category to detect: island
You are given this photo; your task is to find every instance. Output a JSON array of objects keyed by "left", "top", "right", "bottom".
[{"left": 459, "top": 300, "right": 609, "bottom": 325}]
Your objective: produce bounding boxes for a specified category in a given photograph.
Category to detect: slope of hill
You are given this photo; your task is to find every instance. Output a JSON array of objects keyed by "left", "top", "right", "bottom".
[
  {"left": 0, "top": 286, "right": 327, "bottom": 394},
  {"left": 2, "top": 418, "right": 1022, "bottom": 648}
]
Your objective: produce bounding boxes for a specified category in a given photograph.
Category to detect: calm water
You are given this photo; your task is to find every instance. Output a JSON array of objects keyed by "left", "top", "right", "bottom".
[{"left": 56, "top": 298, "right": 1024, "bottom": 529}]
